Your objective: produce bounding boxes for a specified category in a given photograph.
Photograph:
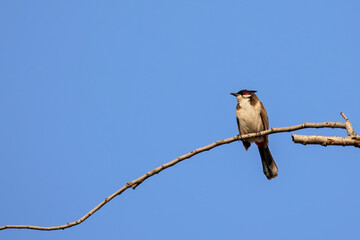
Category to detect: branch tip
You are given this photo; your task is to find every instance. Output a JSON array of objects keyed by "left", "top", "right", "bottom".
[{"left": 340, "top": 112, "right": 349, "bottom": 121}]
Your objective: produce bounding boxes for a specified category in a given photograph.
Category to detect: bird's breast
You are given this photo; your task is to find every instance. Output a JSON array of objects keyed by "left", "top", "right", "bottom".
[{"left": 236, "top": 101, "right": 263, "bottom": 138}]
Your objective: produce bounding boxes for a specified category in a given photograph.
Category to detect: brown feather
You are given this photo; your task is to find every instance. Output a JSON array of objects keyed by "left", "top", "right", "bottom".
[
  {"left": 259, "top": 101, "right": 269, "bottom": 144},
  {"left": 250, "top": 93, "right": 259, "bottom": 106},
  {"left": 236, "top": 103, "right": 251, "bottom": 150},
  {"left": 242, "top": 140, "right": 251, "bottom": 151},
  {"left": 236, "top": 107, "right": 241, "bottom": 134}
]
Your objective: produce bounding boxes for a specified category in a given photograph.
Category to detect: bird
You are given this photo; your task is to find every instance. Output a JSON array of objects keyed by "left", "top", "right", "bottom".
[{"left": 230, "top": 89, "right": 278, "bottom": 180}]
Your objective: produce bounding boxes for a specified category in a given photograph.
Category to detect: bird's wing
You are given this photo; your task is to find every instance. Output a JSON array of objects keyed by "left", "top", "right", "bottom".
[
  {"left": 236, "top": 104, "right": 251, "bottom": 150},
  {"left": 236, "top": 103, "right": 242, "bottom": 133},
  {"left": 236, "top": 116, "right": 241, "bottom": 134},
  {"left": 259, "top": 102, "right": 269, "bottom": 143}
]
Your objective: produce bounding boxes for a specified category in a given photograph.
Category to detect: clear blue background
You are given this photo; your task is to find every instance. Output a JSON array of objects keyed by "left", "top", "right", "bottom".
[{"left": 1, "top": 1, "right": 359, "bottom": 239}]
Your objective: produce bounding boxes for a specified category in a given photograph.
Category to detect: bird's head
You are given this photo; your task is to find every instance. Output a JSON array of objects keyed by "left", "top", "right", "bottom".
[{"left": 230, "top": 89, "right": 257, "bottom": 102}]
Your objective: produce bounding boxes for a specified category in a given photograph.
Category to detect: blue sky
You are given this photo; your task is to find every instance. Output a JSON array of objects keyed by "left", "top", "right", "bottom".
[{"left": 1, "top": 1, "right": 359, "bottom": 239}]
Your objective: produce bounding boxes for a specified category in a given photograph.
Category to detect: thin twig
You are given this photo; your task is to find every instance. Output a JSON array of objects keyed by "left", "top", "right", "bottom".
[
  {"left": 340, "top": 112, "right": 358, "bottom": 137},
  {"left": 0, "top": 117, "right": 356, "bottom": 231}
]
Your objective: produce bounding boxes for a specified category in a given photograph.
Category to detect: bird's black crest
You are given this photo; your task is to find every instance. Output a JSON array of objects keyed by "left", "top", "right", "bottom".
[{"left": 237, "top": 89, "right": 257, "bottom": 95}]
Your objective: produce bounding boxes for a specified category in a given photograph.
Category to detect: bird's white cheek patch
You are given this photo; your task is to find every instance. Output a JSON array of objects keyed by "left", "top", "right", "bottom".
[{"left": 243, "top": 95, "right": 251, "bottom": 98}]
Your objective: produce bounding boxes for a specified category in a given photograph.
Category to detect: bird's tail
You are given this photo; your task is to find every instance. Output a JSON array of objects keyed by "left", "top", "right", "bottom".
[{"left": 258, "top": 145, "right": 278, "bottom": 180}]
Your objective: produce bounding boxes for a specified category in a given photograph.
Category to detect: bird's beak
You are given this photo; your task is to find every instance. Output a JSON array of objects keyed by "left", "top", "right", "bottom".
[{"left": 230, "top": 93, "right": 238, "bottom": 97}]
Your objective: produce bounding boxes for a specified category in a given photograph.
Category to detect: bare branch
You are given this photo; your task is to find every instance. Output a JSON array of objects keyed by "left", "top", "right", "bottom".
[
  {"left": 0, "top": 114, "right": 357, "bottom": 231},
  {"left": 292, "top": 134, "right": 360, "bottom": 148}
]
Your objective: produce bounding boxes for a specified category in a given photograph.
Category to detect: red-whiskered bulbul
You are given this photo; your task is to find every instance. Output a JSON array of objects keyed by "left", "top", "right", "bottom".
[{"left": 231, "top": 90, "right": 278, "bottom": 180}]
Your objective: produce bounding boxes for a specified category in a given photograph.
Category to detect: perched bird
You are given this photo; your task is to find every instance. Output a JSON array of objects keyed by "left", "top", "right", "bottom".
[{"left": 231, "top": 90, "right": 278, "bottom": 180}]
